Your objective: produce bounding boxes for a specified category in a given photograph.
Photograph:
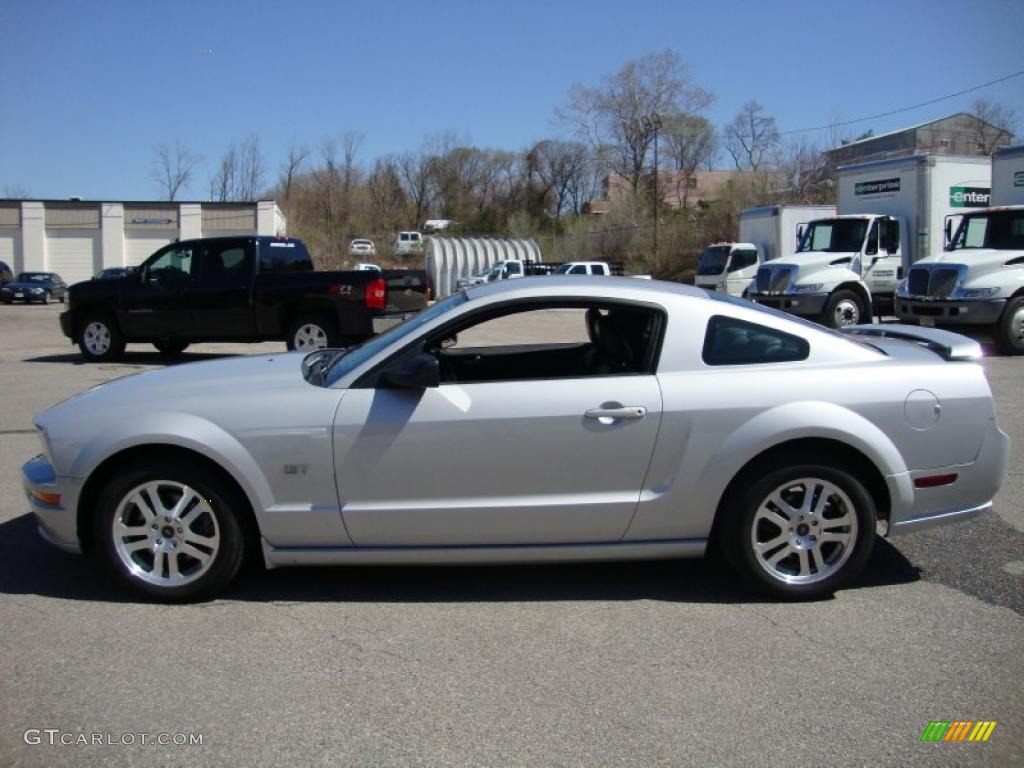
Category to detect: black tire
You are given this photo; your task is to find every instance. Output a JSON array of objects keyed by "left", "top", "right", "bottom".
[
  {"left": 821, "top": 289, "right": 866, "bottom": 329},
  {"left": 153, "top": 340, "right": 190, "bottom": 355},
  {"left": 76, "top": 312, "right": 126, "bottom": 362},
  {"left": 718, "top": 462, "right": 876, "bottom": 600},
  {"left": 286, "top": 313, "right": 340, "bottom": 352},
  {"left": 92, "top": 458, "right": 248, "bottom": 602},
  {"left": 59, "top": 293, "right": 65, "bottom": 304},
  {"left": 994, "top": 296, "right": 1024, "bottom": 356}
]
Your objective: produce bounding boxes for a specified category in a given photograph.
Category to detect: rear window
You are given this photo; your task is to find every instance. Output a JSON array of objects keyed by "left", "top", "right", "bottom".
[
  {"left": 259, "top": 239, "right": 313, "bottom": 273},
  {"left": 703, "top": 315, "right": 809, "bottom": 366}
]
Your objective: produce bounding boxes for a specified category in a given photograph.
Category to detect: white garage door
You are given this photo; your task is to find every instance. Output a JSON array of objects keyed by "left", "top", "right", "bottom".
[
  {"left": 46, "top": 229, "right": 100, "bottom": 286},
  {"left": 0, "top": 232, "right": 19, "bottom": 273},
  {"left": 125, "top": 234, "right": 174, "bottom": 267}
]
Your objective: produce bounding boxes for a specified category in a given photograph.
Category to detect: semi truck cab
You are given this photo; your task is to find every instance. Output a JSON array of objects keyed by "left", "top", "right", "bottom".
[
  {"left": 694, "top": 243, "right": 760, "bottom": 297},
  {"left": 747, "top": 214, "right": 902, "bottom": 328},
  {"left": 896, "top": 205, "right": 1024, "bottom": 354}
]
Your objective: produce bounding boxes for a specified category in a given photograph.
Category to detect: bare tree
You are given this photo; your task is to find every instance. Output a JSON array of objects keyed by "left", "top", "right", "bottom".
[
  {"left": 774, "top": 136, "right": 832, "bottom": 203},
  {"left": 396, "top": 149, "right": 433, "bottom": 226},
  {"left": 557, "top": 49, "right": 712, "bottom": 196},
  {"left": 237, "top": 134, "right": 265, "bottom": 200},
  {"left": 210, "top": 145, "right": 238, "bottom": 202},
  {"left": 969, "top": 98, "right": 1017, "bottom": 153},
  {"left": 661, "top": 113, "right": 716, "bottom": 208},
  {"left": 278, "top": 142, "right": 310, "bottom": 201},
  {"left": 2, "top": 183, "right": 30, "bottom": 198},
  {"left": 151, "top": 139, "right": 200, "bottom": 201},
  {"left": 528, "top": 139, "right": 592, "bottom": 218},
  {"left": 724, "top": 100, "right": 780, "bottom": 172}
]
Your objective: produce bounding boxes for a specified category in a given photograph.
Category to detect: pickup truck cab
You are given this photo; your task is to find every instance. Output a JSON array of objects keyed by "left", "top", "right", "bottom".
[
  {"left": 694, "top": 243, "right": 760, "bottom": 297},
  {"left": 60, "top": 236, "right": 427, "bottom": 361},
  {"left": 553, "top": 261, "right": 612, "bottom": 276}
]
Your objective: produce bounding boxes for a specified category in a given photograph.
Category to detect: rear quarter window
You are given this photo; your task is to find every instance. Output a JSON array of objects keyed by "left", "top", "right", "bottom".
[{"left": 703, "top": 315, "right": 809, "bottom": 366}]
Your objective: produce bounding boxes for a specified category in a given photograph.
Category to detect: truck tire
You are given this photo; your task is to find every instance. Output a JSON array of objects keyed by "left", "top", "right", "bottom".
[
  {"left": 822, "top": 290, "right": 865, "bottom": 329},
  {"left": 286, "top": 314, "right": 340, "bottom": 352},
  {"left": 153, "top": 340, "right": 190, "bottom": 356},
  {"left": 77, "top": 313, "right": 126, "bottom": 362},
  {"left": 994, "top": 296, "right": 1024, "bottom": 356}
]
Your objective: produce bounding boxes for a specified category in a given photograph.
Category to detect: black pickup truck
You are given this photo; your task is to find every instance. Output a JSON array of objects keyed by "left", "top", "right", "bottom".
[{"left": 60, "top": 236, "right": 428, "bottom": 361}]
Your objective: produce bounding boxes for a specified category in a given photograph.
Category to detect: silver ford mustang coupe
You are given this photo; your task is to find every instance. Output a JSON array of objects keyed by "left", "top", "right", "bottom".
[{"left": 23, "top": 278, "right": 1010, "bottom": 601}]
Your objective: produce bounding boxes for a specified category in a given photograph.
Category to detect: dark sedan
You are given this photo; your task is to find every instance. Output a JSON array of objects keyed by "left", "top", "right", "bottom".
[{"left": 0, "top": 272, "right": 67, "bottom": 304}]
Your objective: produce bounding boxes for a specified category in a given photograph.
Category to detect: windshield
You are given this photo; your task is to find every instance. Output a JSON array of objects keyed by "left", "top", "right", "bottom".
[
  {"left": 553, "top": 264, "right": 573, "bottom": 274},
  {"left": 17, "top": 273, "right": 48, "bottom": 282},
  {"left": 797, "top": 220, "right": 868, "bottom": 253},
  {"left": 321, "top": 292, "right": 468, "bottom": 387},
  {"left": 486, "top": 263, "right": 504, "bottom": 280},
  {"left": 950, "top": 210, "right": 1024, "bottom": 251},
  {"left": 697, "top": 246, "right": 731, "bottom": 275}
]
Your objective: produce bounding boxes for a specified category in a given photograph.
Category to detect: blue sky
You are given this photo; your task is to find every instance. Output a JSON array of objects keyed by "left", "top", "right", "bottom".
[{"left": 1, "top": 0, "right": 1021, "bottom": 200}]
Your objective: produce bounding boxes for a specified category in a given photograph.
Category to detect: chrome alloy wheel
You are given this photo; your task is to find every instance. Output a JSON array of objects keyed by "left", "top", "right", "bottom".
[
  {"left": 83, "top": 321, "right": 112, "bottom": 356},
  {"left": 293, "top": 323, "right": 328, "bottom": 351},
  {"left": 832, "top": 299, "right": 860, "bottom": 327},
  {"left": 750, "top": 477, "right": 858, "bottom": 585},
  {"left": 112, "top": 481, "right": 221, "bottom": 587}
]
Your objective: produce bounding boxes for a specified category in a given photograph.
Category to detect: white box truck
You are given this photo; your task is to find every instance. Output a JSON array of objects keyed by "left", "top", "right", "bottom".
[
  {"left": 896, "top": 144, "right": 1024, "bottom": 354},
  {"left": 748, "top": 154, "right": 991, "bottom": 328},
  {"left": 694, "top": 205, "right": 835, "bottom": 296}
]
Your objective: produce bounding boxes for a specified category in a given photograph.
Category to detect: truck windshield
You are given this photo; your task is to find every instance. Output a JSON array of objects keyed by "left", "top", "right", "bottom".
[
  {"left": 321, "top": 292, "right": 468, "bottom": 387},
  {"left": 697, "top": 246, "right": 731, "bottom": 275},
  {"left": 486, "top": 263, "right": 504, "bottom": 280},
  {"left": 950, "top": 210, "right": 1024, "bottom": 251},
  {"left": 797, "top": 220, "right": 868, "bottom": 253}
]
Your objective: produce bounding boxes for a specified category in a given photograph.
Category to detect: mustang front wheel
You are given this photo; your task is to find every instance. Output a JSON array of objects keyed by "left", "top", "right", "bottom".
[
  {"left": 94, "top": 459, "right": 246, "bottom": 601},
  {"left": 721, "top": 463, "right": 876, "bottom": 599}
]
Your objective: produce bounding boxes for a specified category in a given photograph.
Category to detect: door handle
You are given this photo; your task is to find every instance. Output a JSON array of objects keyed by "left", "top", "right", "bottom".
[{"left": 585, "top": 406, "right": 646, "bottom": 421}]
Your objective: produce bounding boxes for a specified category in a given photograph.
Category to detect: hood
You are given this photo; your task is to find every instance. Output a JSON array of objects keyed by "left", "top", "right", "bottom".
[
  {"left": 769, "top": 250, "right": 858, "bottom": 273},
  {"left": 37, "top": 352, "right": 308, "bottom": 430},
  {"left": 912, "top": 248, "right": 1024, "bottom": 277}
]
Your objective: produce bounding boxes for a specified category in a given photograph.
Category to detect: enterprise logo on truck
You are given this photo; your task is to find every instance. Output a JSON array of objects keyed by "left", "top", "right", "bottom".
[
  {"left": 855, "top": 178, "right": 900, "bottom": 195},
  {"left": 949, "top": 187, "right": 991, "bottom": 208}
]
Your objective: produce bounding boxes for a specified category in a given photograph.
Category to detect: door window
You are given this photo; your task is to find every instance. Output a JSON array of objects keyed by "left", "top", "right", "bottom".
[
  {"left": 147, "top": 245, "right": 196, "bottom": 280},
  {"left": 729, "top": 250, "right": 758, "bottom": 272},
  {"left": 200, "top": 241, "right": 252, "bottom": 286},
  {"left": 420, "top": 302, "right": 663, "bottom": 384}
]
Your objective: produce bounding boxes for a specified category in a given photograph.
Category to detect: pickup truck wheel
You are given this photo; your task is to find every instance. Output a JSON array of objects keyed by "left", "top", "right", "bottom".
[
  {"left": 153, "top": 340, "right": 189, "bottom": 355},
  {"left": 287, "top": 315, "right": 339, "bottom": 351},
  {"left": 719, "top": 462, "right": 876, "bottom": 600},
  {"left": 78, "top": 314, "right": 126, "bottom": 362},
  {"left": 92, "top": 458, "right": 246, "bottom": 602},
  {"left": 822, "top": 290, "right": 864, "bottom": 329},
  {"left": 994, "top": 296, "right": 1024, "bottom": 356}
]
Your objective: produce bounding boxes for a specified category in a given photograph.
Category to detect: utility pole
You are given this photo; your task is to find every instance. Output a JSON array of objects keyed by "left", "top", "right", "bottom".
[{"left": 641, "top": 113, "right": 663, "bottom": 270}]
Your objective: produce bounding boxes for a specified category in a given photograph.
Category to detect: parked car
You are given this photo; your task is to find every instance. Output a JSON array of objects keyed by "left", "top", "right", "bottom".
[
  {"left": 24, "top": 277, "right": 1009, "bottom": 601},
  {"left": 94, "top": 267, "right": 132, "bottom": 280},
  {"left": 353, "top": 263, "right": 381, "bottom": 271},
  {"left": 0, "top": 260, "right": 13, "bottom": 287},
  {"left": 348, "top": 239, "right": 377, "bottom": 257},
  {"left": 0, "top": 272, "right": 67, "bottom": 304},
  {"left": 553, "top": 261, "right": 614, "bottom": 276},
  {"left": 58, "top": 236, "right": 428, "bottom": 361}
]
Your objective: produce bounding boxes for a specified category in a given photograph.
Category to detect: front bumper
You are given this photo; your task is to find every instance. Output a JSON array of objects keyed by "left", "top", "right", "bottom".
[
  {"left": 895, "top": 297, "right": 1006, "bottom": 326},
  {"left": 887, "top": 417, "right": 1011, "bottom": 535},
  {"left": 748, "top": 292, "right": 828, "bottom": 316},
  {"left": 59, "top": 309, "right": 75, "bottom": 339},
  {"left": 21, "top": 455, "right": 81, "bottom": 553}
]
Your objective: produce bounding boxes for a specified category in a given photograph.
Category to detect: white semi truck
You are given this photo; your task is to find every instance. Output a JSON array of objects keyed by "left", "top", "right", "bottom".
[
  {"left": 895, "top": 144, "right": 1024, "bottom": 354},
  {"left": 747, "top": 154, "right": 991, "bottom": 328},
  {"left": 694, "top": 205, "right": 835, "bottom": 297}
]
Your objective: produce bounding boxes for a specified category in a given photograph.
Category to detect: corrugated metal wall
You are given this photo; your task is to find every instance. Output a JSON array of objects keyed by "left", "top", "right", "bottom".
[{"left": 426, "top": 237, "right": 542, "bottom": 298}]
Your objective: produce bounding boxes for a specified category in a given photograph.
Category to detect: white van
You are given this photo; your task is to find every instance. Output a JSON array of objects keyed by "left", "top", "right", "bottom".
[{"left": 394, "top": 231, "right": 424, "bottom": 256}]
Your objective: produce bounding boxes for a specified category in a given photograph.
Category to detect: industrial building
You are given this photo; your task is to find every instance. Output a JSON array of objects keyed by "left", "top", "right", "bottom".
[
  {"left": 426, "top": 236, "right": 542, "bottom": 298},
  {"left": 0, "top": 199, "right": 286, "bottom": 285}
]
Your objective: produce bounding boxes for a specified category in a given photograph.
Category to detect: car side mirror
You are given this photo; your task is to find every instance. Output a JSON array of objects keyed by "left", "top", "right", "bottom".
[{"left": 381, "top": 352, "right": 440, "bottom": 389}]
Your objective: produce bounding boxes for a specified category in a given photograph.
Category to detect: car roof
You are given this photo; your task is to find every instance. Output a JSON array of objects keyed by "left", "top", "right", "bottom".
[{"left": 465, "top": 275, "right": 706, "bottom": 301}]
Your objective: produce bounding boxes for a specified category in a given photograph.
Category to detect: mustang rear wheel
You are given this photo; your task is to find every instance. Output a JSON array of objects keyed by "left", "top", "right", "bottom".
[
  {"left": 94, "top": 459, "right": 246, "bottom": 601},
  {"left": 720, "top": 463, "right": 876, "bottom": 599}
]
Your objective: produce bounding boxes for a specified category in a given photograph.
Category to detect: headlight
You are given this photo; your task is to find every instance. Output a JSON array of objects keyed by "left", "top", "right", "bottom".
[
  {"left": 955, "top": 287, "right": 1000, "bottom": 300},
  {"left": 30, "top": 287, "right": 44, "bottom": 293},
  {"left": 789, "top": 283, "right": 823, "bottom": 294}
]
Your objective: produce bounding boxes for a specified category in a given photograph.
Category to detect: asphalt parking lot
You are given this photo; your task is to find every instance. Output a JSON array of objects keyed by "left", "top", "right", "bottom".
[{"left": 0, "top": 302, "right": 1021, "bottom": 767}]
